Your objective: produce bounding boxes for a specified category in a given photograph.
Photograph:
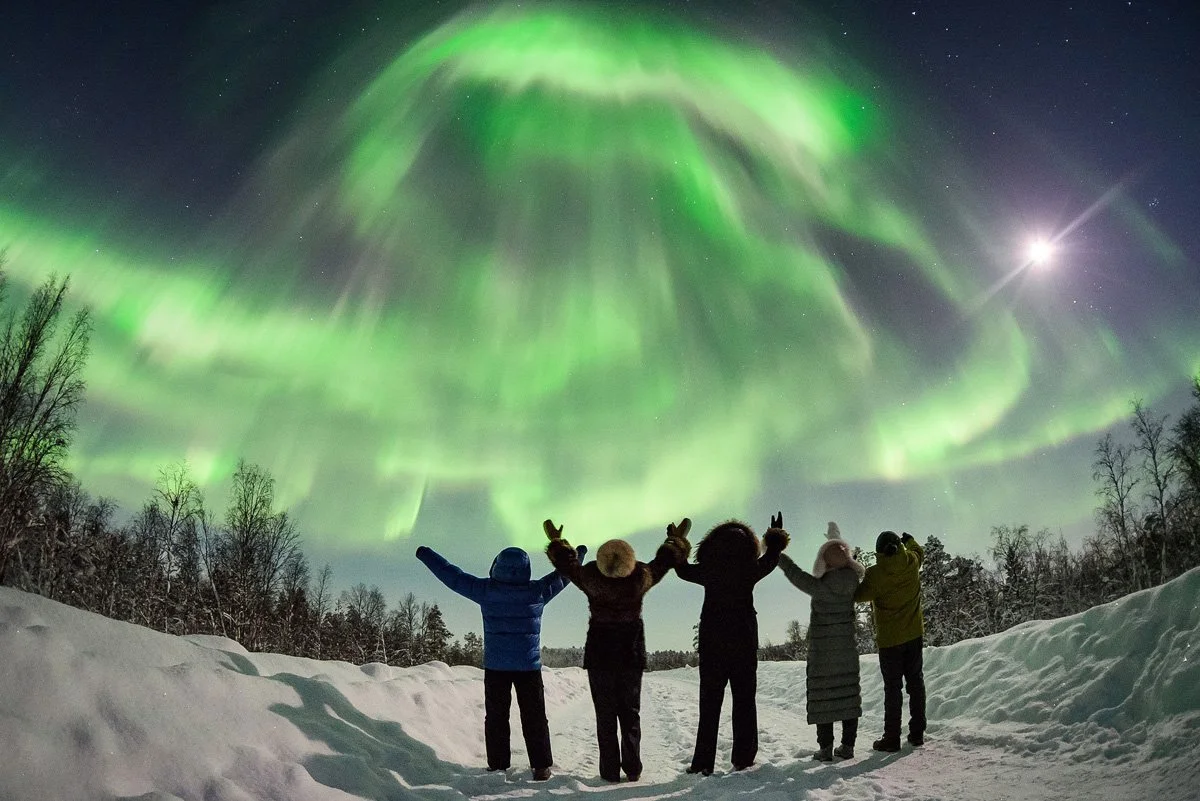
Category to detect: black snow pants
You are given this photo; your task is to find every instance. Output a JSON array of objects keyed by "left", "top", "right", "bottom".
[
  {"left": 878, "top": 636, "right": 926, "bottom": 741},
  {"left": 587, "top": 668, "right": 643, "bottom": 781},
  {"left": 483, "top": 669, "right": 553, "bottom": 771},
  {"left": 690, "top": 653, "right": 759, "bottom": 772}
]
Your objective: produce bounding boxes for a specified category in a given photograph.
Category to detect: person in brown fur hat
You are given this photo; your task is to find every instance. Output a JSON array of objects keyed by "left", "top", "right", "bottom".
[
  {"left": 675, "top": 513, "right": 789, "bottom": 775},
  {"left": 544, "top": 518, "right": 692, "bottom": 783}
]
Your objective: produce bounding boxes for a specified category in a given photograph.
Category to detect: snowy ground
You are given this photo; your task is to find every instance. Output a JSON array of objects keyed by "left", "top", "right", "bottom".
[{"left": 1, "top": 569, "right": 1198, "bottom": 801}]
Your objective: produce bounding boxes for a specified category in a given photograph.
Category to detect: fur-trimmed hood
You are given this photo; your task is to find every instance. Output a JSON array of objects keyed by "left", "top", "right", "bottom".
[
  {"left": 813, "top": 522, "right": 865, "bottom": 580},
  {"left": 694, "top": 520, "right": 760, "bottom": 565},
  {"left": 596, "top": 539, "right": 637, "bottom": 578}
]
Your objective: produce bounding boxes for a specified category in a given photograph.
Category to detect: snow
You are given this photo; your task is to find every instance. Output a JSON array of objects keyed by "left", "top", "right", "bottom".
[{"left": 1, "top": 569, "right": 1198, "bottom": 801}]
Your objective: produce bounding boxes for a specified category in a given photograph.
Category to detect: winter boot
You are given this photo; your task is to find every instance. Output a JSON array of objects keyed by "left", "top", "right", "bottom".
[
  {"left": 532, "top": 767, "right": 552, "bottom": 781},
  {"left": 908, "top": 732, "right": 925, "bottom": 747},
  {"left": 872, "top": 737, "right": 901, "bottom": 753},
  {"left": 812, "top": 746, "right": 834, "bottom": 762},
  {"left": 833, "top": 744, "right": 855, "bottom": 760},
  {"left": 685, "top": 765, "right": 712, "bottom": 777}
]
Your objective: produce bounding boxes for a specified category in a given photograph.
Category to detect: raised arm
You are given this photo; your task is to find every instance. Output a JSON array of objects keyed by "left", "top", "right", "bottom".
[
  {"left": 544, "top": 518, "right": 586, "bottom": 587},
  {"left": 674, "top": 559, "right": 704, "bottom": 585},
  {"left": 901, "top": 532, "right": 924, "bottom": 567},
  {"left": 645, "top": 517, "right": 693, "bottom": 584},
  {"left": 755, "top": 513, "right": 790, "bottom": 581},
  {"left": 415, "top": 546, "right": 488, "bottom": 604},
  {"left": 536, "top": 543, "right": 585, "bottom": 601},
  {"left": 778, "top": 552, "right": 820, "bottom": 596}
]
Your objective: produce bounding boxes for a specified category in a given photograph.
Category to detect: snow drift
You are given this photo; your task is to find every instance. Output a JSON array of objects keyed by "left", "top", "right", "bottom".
[{"left": 1, "top": 568, "right": 1197, "bottom": 800}]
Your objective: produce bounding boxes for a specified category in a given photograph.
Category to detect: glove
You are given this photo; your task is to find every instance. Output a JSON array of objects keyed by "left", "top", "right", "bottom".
[
  {"left": 770, "top": 511, "right": 783, "bottom": 529},
  {"left": 576, "top": 544, "right": 588, "bottom": 560},
  {"left": 901, "top": 532, "right": 914, "bottom": 543},
  {"left": 667, "top": 517, "right": 692, "bottom": 540},
  {"left": 543, "top": 519, "right": 563, "bottom": 540}
]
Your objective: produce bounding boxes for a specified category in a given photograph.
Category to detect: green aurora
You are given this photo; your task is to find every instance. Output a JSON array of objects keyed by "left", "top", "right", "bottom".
[{"left": 2, "top": 4, "right": 1195, "bottom": 553}]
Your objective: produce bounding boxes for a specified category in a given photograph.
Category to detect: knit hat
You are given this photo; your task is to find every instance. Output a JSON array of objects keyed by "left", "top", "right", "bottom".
[
  {"left": 876, "top": 530, "right": 902, "bottom": 557},
  {"left": 813, "top": 522, "right": 865, "bottom": 579}
]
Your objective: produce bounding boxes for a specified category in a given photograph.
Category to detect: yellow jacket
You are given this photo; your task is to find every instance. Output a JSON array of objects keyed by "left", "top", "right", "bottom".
[{"left": 853, "top": 538, "right": 924, "bottom": 649}]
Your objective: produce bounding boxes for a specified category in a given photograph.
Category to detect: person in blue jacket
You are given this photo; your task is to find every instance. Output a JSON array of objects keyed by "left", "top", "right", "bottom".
[{"left": 416, "top": 542, "right": 584, "bottom": 781}]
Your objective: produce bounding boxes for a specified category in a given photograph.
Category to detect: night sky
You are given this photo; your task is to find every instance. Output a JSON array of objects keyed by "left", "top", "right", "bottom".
[{"left": 3, "top": 0, "right": 1197, "bottom": 650}]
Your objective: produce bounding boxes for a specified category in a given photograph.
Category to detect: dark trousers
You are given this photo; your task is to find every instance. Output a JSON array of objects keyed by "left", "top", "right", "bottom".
[
  {"left": 691, "top": 657, "right": 758, "bottom": 772},
  {"left": 587, "top": 668, "right": 643, "bottom": 780},
  {"left": 878, "top": 636, "right": 926, "bottom": 740},
  {"left": 816, "top": 718, "right": 858, "bottom": 748},
  {"left": 483, "top": 669, "right": 552, "bottom": 770}
]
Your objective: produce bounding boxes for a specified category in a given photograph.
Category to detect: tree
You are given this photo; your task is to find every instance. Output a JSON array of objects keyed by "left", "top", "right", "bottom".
[
  {"left": 783, "top": 619, "right": 808, "bottom": 660},
  {"left": 1170, "top": 376, "right": 1200, "bottom": 499},
  {"left": 1169, "top": 375, "right": 1200, "bottom": 562},
  {"left": 388, "top": 592, "right": 424, "bottom": 667},
  {"left": 1092, "top": 432, "right": 1143, "bottom": 591},
  {"left": 1130, "top": 400, "right": 1179, "bottom": 584},
  {"left": 152, "top": 463, "right": 205, "bottom": 631},
  {"left": 205, "top": 460, "right": 303, "bottom": 650},
  {"left": 343, "top": 582, "right": 388, "bottom": 663},
  {"left": 418, "top": 604, "right": 452, "bottom": 664},
  {"left": 456, "top": 631, "right": 484, "bottom": 668},
  {"left": 309, "top": 565, "right": 335, "bottom": 659},
  {"left": 852, "top": 546, "right": 877, "bottom": 653},
  {"left": 0, "top": 259, "right": 91, "bottom": 584}
]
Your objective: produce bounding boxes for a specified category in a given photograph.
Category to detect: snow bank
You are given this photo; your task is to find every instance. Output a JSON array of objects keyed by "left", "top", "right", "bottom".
[
  {"left": 925, "top": 566, "right": 1199, "bottom": 731},
  {"left": 0, "top": 567, "right": 1196, "bottom": 800}
]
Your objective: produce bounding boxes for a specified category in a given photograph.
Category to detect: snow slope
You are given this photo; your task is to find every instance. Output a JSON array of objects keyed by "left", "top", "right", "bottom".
[{"left": 1, "top": 568, "right": 1197, "bottom": 801}]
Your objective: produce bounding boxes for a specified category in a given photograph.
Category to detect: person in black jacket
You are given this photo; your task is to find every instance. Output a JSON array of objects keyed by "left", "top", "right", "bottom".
[
  {"left": 544, "top": 518, "right": 691, "bottom": 783},
  {"left": 675, "top": 514, "right": 789, "bottom": 775}
]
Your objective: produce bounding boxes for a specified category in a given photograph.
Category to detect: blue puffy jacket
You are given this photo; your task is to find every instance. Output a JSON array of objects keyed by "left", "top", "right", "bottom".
[{"left": 416, "top": 545, "right": 569, "bottom": 671}]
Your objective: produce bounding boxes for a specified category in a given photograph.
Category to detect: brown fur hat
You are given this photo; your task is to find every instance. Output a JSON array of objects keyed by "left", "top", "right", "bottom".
[
  {"left": 596, "top": 539, "right": 637, "bottom": 578},
  {"left": 694, "top": 520, "right": 760, "bottom": 565}
]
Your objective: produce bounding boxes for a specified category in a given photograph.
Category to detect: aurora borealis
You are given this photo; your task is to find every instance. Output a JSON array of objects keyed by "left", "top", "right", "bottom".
[{"left": 3, "top": 1, "right": 1197, "bottom": 646}]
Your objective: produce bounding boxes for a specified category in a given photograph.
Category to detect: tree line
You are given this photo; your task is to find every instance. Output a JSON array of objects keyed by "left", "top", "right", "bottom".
[{"left": 2, "top": 260, "right": 1199, "bottom": 670}]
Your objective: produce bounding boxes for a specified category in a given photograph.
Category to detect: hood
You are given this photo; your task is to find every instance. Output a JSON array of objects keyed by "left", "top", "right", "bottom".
[
  {"left": 875, "top": 530, "right": 902, "bottom": 557},
  {"left": 814, "top": 521, "right": 865, "bottom": 580},
  {"left": 813, "top": 540, "right": 866, "bottom": 580},
  {"left": 694, "top": 520, "right": 760, "bottom": 566},
  {"left": 490, "top": 547, "right": 532, "bottom": 583}
]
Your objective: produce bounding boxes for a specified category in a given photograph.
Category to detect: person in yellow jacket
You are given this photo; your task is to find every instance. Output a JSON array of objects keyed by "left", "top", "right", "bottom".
[{"left": 853, "top": 530, "right": 925, "bottom": 752}]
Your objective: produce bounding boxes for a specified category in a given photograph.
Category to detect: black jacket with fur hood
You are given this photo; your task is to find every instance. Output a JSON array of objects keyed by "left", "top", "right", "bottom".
[
  {"left": 547, "top": 532, "right": 690, "bottom": 670},
  {"left": 675, "top": 521, "right": 789, "bottom": 661}
]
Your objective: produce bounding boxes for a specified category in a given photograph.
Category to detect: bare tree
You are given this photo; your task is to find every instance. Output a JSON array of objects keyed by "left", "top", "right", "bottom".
[
  {"left": 0, "top": 259, "right": 91, "bottom": 583},
  {"left": 389, "top": 592, "right": 425, "bottom": 667},
  {"left": 309, "top": 564, "right": 334, "bottom": 659},
  {"left": 1130, "top": 400, "right": 1179, "bottom": 583},
  {"left": 344, "top": 582, "right": 388, "bottom": 663},
  {"left": 206, "top": 460, "right": 302, "bottom": 649},
  {"left": 1092, "top": 432, "right": 1143, "bottom": 590},
  {"left": 154, "top": 462, "right": 205, "bottom": 629}
]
